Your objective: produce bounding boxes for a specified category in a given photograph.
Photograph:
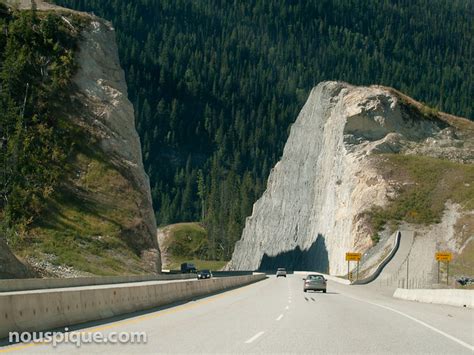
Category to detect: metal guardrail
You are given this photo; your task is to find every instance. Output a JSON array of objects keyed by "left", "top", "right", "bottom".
[{"left": 352, "top": 231, "right": 402, "bottom": 285}]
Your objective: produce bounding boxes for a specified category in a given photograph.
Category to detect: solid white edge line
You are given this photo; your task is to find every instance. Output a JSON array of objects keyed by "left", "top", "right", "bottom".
[
  {"left": 342, "top": 294, "right": 474, "bottom": 352},
  {"left": 245, "top": 331, "right": 265, "bottom": 344},
  {"left": 276, "top": 314, "right": 284, "bottom": 321}
]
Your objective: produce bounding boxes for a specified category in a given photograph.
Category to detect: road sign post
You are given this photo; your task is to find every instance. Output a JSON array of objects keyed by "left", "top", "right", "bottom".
[
  {"left": 435, "top": 252, "right": 452, "bottom": 285},
  {"left": 437, "top": 261, "right": 440, "bottom": 283},
  {"left": 345, "top": 252, "right": 361, "bottom": 282},
  {"left": 357, "top": 260, "right": 359, "bottom": 281},
  {"left": 347, "top": 260, "right": 350, "bottom": 281},
  {"left": 446, "top": 261, "right": 449, "bottom": 286}
]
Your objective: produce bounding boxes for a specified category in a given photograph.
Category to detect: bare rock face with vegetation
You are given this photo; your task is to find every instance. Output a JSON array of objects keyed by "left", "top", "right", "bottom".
[
  {"left": 228, "top": 81, "right": 473, "bottom": 275},
  {"left": 0, "top": 1, "right": 160, "bottom": 277}
]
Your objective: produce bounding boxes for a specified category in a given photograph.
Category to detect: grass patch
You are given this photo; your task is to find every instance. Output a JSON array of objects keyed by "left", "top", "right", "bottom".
[
  {"left": 367, "top": 154, "right": 474, "bottom": 233},
  {"left": 165, "top": 223, "right": 208, "bottom": 259},
  {"left": 160, "top": 222, "right": 228, "bottom": 271},
  {"left": 14, "top": 145, "right": 149, "bottom": 276}
]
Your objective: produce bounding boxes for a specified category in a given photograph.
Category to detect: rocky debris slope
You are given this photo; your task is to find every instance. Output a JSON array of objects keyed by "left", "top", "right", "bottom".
[{"left": 228, "top": 81, "right": 473, "bottom": 275}]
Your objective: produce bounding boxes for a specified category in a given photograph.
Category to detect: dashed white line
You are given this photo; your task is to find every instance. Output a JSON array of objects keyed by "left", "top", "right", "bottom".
[
  {"left": 276, "top": 314, "right": 284, "bottom": 321},
  {"left": 285, "top": 305, "right": 289, "bottom": 310},
  {"left": 245, "top": 331, "right": 265, "bottom": 344}
]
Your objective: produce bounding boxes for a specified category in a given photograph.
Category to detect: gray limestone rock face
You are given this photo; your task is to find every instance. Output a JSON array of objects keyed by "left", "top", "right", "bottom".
[
  {"left": 228, "top": 81, "right": 470, "bottom": 275},
  {"left": 70, "top": 18, "right": 161, "bottom": 272}
]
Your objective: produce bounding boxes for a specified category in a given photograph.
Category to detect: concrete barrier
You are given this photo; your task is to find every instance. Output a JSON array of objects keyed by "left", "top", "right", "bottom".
[
  {"left": 0, "top": 274, "right": 197, "bottom": 293},
  {"left": 0, "top": 274, "right": 265, "bottom": 339},
  {"left": 352, "top": 231, "right": 402, "bottom": 285},
  {"left": 393, "top": 288, "right": 474, "bottom": 308},
  {"left": 212, "top": 271, "right": 253, "bottom": 277}
]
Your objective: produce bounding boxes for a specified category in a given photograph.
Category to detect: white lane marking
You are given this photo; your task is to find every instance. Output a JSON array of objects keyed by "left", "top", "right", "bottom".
[
  {"left": 245, "top": 331, "right": 265, "bottom": 344},
  {"left": 343, "top": 294, "right": 474, "bottom": 352},
  {"left": 276, "top": 314, "right": 284, "bottom": 321},
  {"left": 288, "top": 300, "right": 292, "bottom": 303},
  {"left": 285, "top": 305, "right": 289, "bottom": 310}
]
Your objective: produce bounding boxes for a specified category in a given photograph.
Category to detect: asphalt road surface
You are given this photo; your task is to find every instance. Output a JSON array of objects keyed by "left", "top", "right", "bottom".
[{"left": 2, "top": 275, "right": 473, "bottom": 354}]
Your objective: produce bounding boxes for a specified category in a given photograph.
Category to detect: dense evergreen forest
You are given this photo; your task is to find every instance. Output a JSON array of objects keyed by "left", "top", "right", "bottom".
[{"left": 55, "top": 0, "right": 473, "bottom": 260}]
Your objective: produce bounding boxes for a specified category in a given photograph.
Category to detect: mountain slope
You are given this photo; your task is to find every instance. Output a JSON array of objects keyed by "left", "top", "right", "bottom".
[
  {"left": 228, "top": 82, "right": 473, "bottom": 279},
  {"left": 53, "top": 0, "right": 474, "bottom": 261},
  {"left": 0, "top": 1, "right": 160, "bottom": 277}
]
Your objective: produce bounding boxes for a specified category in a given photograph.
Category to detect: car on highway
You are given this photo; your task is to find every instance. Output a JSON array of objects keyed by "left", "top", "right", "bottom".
[
  {"left": 181, "top": 262, "right": 197, "bottom": 273},
  {"left": 303, "top": 274, "right": 327, "bottom": 293},
  {"left": 276, "top": 267, "right": 287, "bottom": 277},
  {"left": 197, "top": 269, "right": 212, "bottom": 279}
]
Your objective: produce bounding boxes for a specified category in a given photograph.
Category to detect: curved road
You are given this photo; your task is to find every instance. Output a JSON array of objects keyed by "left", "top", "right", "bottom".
[{"left": 2, "top": 275, "right": 473, "bottom": 354}]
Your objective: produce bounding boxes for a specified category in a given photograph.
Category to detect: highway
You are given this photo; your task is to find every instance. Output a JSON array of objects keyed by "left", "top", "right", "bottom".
[{"left": 2, "top": 274, "right": 473, "bottom": 354}]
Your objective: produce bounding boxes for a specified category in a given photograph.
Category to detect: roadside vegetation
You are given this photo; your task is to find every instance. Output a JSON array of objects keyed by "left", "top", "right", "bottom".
[
  {"left": 367, "top": 154, "right": 474, "bottom": 239},
  {"left": 159, "top": 223, "right": 228, "bottom": 271},
  {"left": 0, "top": 4, "right": 80, "bottom": 244},
  {"left": 0, "top": 5, "right": 151, "bottom": 276},
  {"left": 17, "top": 147, "right": 151, "bottom": 276}
]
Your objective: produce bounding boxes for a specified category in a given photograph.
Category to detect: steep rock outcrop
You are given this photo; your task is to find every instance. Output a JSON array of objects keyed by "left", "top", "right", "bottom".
[
  {"left": 228, "top": 81, "right": 473, "bottom": 275},
  {"left": 3, "top": 0, "right": 161, "bottom": 276},
  {"left": 71, "top": 17, "right": 160, "bottom": 271}
]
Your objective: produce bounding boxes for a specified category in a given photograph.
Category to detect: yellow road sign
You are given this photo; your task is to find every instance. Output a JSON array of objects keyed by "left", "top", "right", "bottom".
[
  {"left": 435, "top": 252, "right": 452, "bottom": 262},
  {"left": 346, "top": 252, "right": 361, "bottom": 261}
]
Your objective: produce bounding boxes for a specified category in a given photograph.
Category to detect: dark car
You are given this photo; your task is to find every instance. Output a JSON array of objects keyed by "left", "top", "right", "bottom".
[
  {"left": 303, "top": 274, "right": 327, "bottom": 293},
  {"left": 197, "top": 269, "right": 212, "bottom": 279},
  {"left": 181, "top": 262, "right": 197, "bottom": 273}
]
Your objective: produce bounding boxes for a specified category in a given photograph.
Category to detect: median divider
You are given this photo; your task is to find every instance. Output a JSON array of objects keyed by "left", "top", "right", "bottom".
[
  {"left": 0, "top": 273, "right": 266, "bottom": 339},
  {"left": 0, "top": 273, "right": 197, "bottom": 293}
]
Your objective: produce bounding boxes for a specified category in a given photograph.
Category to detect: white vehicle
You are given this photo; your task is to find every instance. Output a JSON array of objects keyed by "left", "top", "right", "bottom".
[{"left": 276, "top": 268, "right": 287, "bottom": 277}]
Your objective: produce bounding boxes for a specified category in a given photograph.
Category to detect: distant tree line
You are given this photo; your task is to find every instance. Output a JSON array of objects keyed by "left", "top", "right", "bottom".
[{"left": 55, "top": 0, "right": 473, "bottom": 260}]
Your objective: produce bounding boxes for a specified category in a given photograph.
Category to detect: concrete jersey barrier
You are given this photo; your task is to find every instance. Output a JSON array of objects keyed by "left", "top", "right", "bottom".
[
  {"left": 0, "top": 274, "right": 196, "bottom": 293},
  {"left": 393, "top": 288, "right": 474, "bottom": 308},
  {"left": 352, "top": 231, "right": 401, "bottom": 285},
  {"left": 0, "top": 273, "right": 265, "bottom": 339}
]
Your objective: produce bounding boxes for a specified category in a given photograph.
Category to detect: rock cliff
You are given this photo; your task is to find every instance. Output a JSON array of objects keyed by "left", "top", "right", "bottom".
[
  {"left": 67, "top": 13, "right": 161, "bottom": 274},
  {"left": 228, "top": 81, "right": 473, "bottom": 275},
  {"left": 1, "top": 0, "right": 160, "bottom": 277}
]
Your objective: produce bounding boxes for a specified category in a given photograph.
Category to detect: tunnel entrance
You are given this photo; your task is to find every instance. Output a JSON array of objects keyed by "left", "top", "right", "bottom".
[{"left": 258, "top": 234, "right": 329, "bottom": 273}]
